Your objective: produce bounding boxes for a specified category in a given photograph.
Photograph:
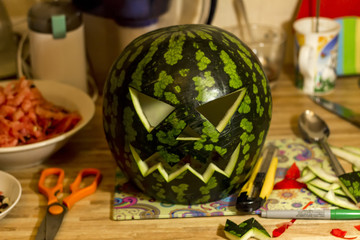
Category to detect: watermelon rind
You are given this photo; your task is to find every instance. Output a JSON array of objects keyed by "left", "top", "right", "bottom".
[
  {"left": 224, "top": 218, "right": 270, "bottom": 240},
  {"left": 103, "top": 24, "right": 272, "bottom": 204}
]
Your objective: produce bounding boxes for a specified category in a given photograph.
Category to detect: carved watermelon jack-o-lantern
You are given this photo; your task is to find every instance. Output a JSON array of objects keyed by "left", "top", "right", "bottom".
[{"left": 103, "top": 24, "right": 272, "bottom": 204}]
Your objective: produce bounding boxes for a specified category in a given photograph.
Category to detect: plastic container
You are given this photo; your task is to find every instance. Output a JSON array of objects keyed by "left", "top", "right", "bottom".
[
  {"left": 28, "top": 1, "right": 88, "bottom": 93},
  {"left": 0, "top": 1, "right": 17, "bottom": 79}
]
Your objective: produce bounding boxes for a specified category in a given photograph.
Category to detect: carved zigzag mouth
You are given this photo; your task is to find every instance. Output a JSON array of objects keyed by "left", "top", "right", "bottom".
[{"left": 129, "top": 143, "right": 241, "bottom": 183}]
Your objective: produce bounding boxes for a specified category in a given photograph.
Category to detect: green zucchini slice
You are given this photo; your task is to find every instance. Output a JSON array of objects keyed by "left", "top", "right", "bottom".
[{"left": 307, "top": 183, "right": 359, "bottom": 210}]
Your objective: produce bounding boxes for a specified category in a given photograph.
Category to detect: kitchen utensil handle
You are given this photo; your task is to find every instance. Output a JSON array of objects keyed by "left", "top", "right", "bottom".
[{"left": 320, "top": 138, "right": 346, "bottom": 176}]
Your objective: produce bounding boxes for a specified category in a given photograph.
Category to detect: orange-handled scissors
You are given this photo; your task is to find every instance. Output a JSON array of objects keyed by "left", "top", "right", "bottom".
[{"left": 35, "top": 168, "right": 102, "bottom": 240}]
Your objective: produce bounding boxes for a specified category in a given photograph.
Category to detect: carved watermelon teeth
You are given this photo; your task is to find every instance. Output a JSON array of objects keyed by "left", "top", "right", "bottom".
[{"left": 130, "top": 143, "right": 240, "bottom": 183}]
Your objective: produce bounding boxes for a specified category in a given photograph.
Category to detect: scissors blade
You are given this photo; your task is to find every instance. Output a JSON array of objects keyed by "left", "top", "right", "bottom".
[
  {"left": 35, "top": 203, "right": 67, "bottom": 240},
  {"left": 311, "top": 96, "right": 360, "bottom": 128},
  {"left": 35, "top": 215, "right": 47, "bottom": 240}
]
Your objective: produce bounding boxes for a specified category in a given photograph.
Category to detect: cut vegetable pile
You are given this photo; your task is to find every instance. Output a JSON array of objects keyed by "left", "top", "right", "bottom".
[
  {"left": 299, "top": 145, "right": 360, "bottom": 209},
  {"left": 0, "top": 78, "right": 81, "bottom": 147}
]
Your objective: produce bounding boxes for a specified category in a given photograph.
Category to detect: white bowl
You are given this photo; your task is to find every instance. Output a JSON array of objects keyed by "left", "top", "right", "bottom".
[
  {"left": 0, "top": 171, "right": 22, "bottom": 220},
  {"left": 0, "top": 80, "right": 95, "bottom": 170}
]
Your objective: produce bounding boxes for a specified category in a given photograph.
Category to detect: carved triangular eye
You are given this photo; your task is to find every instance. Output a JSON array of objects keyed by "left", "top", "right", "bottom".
[
  {"left": 129, "top": 87, "right": 175, "bottom": 132},
  {"left": 196, "top": 88, "right": 246, "bottom": 132}
]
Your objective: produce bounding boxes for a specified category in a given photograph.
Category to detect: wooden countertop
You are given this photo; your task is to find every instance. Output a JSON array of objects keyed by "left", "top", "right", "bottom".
[{"left": 2, "top": 68, "right": 360, "bottom": 239}]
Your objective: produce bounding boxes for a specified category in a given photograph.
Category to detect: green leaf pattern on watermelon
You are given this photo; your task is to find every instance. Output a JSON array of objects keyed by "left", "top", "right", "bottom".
[
  {"left": 157, "top": 146, "right": 180, "bottom": 164},
  {"left": 129, "top": 45, "right": 144, "bottom": 62},
  {"left": 164, "top": 32, "right": 186, "bottom": 65},
  {"left": 255, "top": 62, "right": 268, "bottom": 95},
  {"left": 115, "top": 49, "right": 131, "bottom": 70},
  {"left": 220, "top": 50, "right": 242, "bottom": 89},
  {"left": 238, "top": 94, "right": 251, "bottom": 114},
  {"left": 156, "top": 130, "right": 176, "bottom": 146},
  {"left": 256, "top": 96, "right": 264, "bottom": 117},
  {"left": 172, "top": 184, "right": 188, "bottom": 203},
  {"left": 154, "top": 112, "right": 186, "bottom": 146},
  {"left": 222, "top": 32, "right": 252, "bottom": 58},
  {"left": 179, "top": 69, "right": 189, "bottom": 77},
  {"left": 109, "top": 70, "right": 125, "bottom": 93},
  {"left": 154, "top": 71, "right": 174, "bottom": 96},
  {"left": 155, "top": 187, "right": 166, "bottom": 199},
  {"left": 240, "top": 118, "right": 253, "bottom": 133},
  {"left": 194, "top": 30, "right": 213, "bottom": 40},
  {"left": 236, "top": 159, "right": 246, "bottom": 175},
  {"left": 253, "top": 84, "right": 258, "bottom": 94},
  {"left": 242, "top": 144, "right": 250, "bottom": 155},
  {"left": 131, "top": 34, "right": 168, "bottom": 90},
  {"left": 258, "top": 130, "right": 265, "bottom": 146},
  {"left": 215, "top": 146, "right": 227, "bottom": 156},
  {"left": 209, "top": 41, "right": 217, "bottom": 51},
  {"left": 123, "top": 107, "right": 136, "bottom": 143},
  {"left": 240, "top": 132, "right": 255, "bottom": 145},
  {"left": 201, "top": 120, "right": 219, "bottom": 142},
  {"left": 193, "top": 71, "right": 216, "bottom": 102},
  {"left": 200, "top": 177, "right": 217, "bottom": 194},
  {"left": 238, "top": 50, "right": 253, "bottom": 70},
  {"left": 204, "top": 144, "right": 214, "bottom": 151},
  {"left": 164, "top": 92, "right": 179, "bottom": 105},
  {"left": 186, "top": 31, "right": 196, "bottom": 38},
  {"left": 195, "top": 49, "right": 211, "bottom": 71}
]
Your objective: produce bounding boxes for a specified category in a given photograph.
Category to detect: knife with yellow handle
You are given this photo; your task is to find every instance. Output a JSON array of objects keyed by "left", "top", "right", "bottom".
[{"left": 236, "top": 144, "right": 278, "bottom": 212}]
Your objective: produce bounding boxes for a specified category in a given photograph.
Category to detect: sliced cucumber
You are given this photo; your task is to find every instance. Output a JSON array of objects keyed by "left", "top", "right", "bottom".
[
  {"left": 331, "top": 146, "right": 360, "bottom": 170},
  {"left": 309, "top": 178, "right": 340, "bottom": 190},
  {"left": 307, "top": 179, "right": 346, "bottom": 196},
  {"left": 297, "top": 167, "right": 316, "bottom": 183},
  {"left": 321, "top": 160, "right": 334, "bottom": 174},
  {"left": 343, "top": 146, "right": 360, "bottom": 156},
  {"left": 307, "top": 164, "right": 338, "bottom": 183},
  {"left": 307, "top": 184, "right": 359, "bottom": 210}
]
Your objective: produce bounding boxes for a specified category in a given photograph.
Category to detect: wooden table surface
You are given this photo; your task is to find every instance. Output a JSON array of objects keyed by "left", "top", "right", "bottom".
[{"left": 2, "top": 68, "right": 360, "bottom": 240}]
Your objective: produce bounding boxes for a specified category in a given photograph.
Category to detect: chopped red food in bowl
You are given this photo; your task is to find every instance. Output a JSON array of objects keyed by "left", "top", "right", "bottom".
[
  {"left": 0, "top": 78, "right": 95, "bottom": 169},
  {"left": 0, "top": 78, "right": 82, "bottom": 147}
]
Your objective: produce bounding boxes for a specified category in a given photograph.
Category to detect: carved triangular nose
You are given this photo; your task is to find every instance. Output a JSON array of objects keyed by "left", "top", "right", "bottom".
[{"left": 176, "top": 125, "right": 201, "bottom": 141}]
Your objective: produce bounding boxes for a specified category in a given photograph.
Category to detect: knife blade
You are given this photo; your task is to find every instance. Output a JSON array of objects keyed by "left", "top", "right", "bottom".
[{"left": 310, "top": 96, "right": 360, "bottom": 128}]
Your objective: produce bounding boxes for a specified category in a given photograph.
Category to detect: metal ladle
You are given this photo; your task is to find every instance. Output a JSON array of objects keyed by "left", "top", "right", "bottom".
[{"left": 298, "top": 110, "right": 345, "bottom": 176}]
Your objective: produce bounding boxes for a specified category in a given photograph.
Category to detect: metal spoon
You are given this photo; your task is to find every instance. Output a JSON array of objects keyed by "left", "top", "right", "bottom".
[{"left": 298, "top": 110, "right": 345, "bottom": 176}]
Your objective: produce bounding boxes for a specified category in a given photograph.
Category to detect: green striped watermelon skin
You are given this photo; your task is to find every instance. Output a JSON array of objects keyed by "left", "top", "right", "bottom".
[{"left": 103, "top": 24, "right": 272, "bottom": 204}]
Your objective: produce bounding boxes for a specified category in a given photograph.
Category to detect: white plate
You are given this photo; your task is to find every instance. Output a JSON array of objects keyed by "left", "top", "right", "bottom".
[
  {"left": 0, "top": 171, "right": 22, "bottom": 220},
  {"left": 0, "top": 80, "right": 95, "bottom": 170}
]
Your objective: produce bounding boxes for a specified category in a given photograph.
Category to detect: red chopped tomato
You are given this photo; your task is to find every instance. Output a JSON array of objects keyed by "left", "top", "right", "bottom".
[{"left": 0, "top": 78, "right": 81, "bottom": 147}]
